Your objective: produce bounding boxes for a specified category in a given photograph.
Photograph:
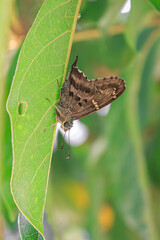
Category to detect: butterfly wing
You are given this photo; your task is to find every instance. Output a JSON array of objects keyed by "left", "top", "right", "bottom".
[
  {"left": 70, "top": 77, "right": 125, "bottom": 120},
  {"left": 59, "top": 56, "right": 94, "bottom": 108},
  {"left": 59, "top": 57, "right": 126, "bottom": 120}
]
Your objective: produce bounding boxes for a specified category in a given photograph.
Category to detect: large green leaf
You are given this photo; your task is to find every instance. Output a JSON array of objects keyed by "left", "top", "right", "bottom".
[{"left": 7, "top": 0, "right": 82, "bottom": 237}]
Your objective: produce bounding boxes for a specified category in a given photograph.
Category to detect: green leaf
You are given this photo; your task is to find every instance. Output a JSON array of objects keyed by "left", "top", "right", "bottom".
[
  {"left": 7, "top": 0, "right": 82, "bottom": 237},
  {"left": 78, "top": 0, "right": 108, "bottom": 27},
  {"left": 138, "top": 37, "right": 159, "bottom": 128},
  {"left": 108, "top": 29, "right": 160, "bottom": 239},
  {"left": 82, "top": 28, "right": 160, "bottom": 240},
  {"left": 149, "top": 0, "right": 160, "bottom": 11},
  {"left": 147, "top": 122, "right": 160, "bottom": 186},
  {"left": 77, "top": 0, "right": 126, "bottom": 31}
]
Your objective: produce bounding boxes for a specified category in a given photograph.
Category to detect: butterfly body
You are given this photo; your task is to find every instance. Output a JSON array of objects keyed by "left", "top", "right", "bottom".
[{"left": 56, "top": 56, "right": 126, "bottom": 132}]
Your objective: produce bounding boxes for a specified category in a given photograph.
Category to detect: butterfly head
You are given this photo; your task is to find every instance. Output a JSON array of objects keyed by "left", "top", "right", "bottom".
[
  {"left": 61, "top": 120, "right": 73, "bottom": 132},
  {"left": 56, "top": 112, "right": 73, "bottom": 132}
]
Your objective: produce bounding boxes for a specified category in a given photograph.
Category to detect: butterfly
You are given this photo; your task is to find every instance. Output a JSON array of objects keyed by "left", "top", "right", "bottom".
[{"left": 46, "top": 56, "right": 126, "bottom": 157}]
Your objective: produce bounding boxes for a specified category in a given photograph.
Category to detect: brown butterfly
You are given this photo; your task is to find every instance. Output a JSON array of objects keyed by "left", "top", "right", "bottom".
[{"left": 46, "top": 56, "right": 126, "bottom": 156}]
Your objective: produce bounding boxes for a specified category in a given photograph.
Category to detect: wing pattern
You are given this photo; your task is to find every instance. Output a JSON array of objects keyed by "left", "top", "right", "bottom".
[{"left": 59, "top": 57, "right": 126, "bottom": 120}]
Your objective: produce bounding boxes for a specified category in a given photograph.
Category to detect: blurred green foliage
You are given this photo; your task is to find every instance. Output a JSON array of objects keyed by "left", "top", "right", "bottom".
[{"left": 0, "top": 0, "right": 160, "bottom": 239}]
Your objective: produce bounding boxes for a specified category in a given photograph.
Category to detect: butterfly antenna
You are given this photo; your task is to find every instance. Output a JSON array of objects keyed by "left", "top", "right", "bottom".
[
  {"left": 44, "top": 123, "right": 56, "bottom": 132},
  {"left": 45, "top": 98, "right": 58, "bottom": 110},
  {"left": 45, "top": 98, "right": 65, "bottom": 118},
  {"left": 66, "top": 130, "right": 70, "bottom": 159}
]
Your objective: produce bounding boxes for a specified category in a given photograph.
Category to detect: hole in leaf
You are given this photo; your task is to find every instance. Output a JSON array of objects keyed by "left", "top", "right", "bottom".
[{"left": 18, "top": 102, "right": 27, "bottom": 116}]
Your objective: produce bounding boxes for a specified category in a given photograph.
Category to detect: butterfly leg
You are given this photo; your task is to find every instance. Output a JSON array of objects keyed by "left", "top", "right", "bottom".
[
  {"left": 66, "top": 131, "right": 70, "bottom": 159},
  {"left": 57, "top": 141, "right": 64, "bottom": 150},
  {"left": 44, "top": 123, "right": 56, "bottom": 132},
  {"left": 45, "top": 97, "right": 65, "bottom": 118},
  {"left": 57, "top": 131, "right": 66, "bottom": 150}
]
